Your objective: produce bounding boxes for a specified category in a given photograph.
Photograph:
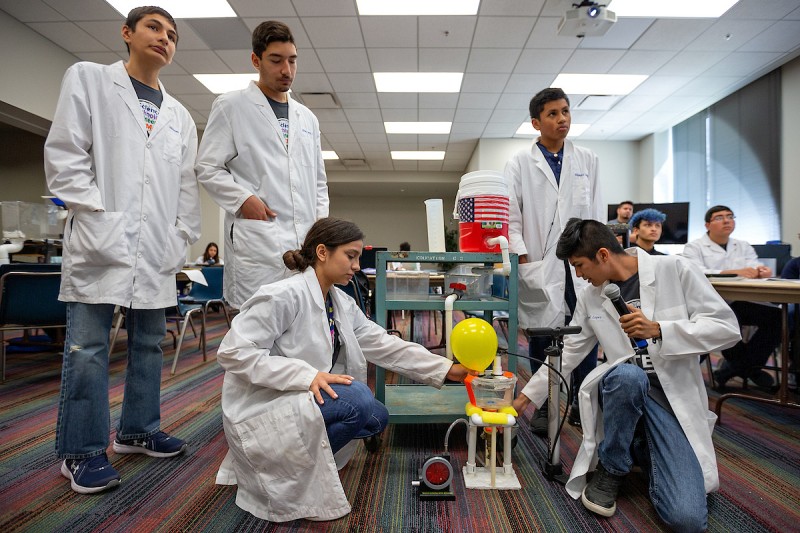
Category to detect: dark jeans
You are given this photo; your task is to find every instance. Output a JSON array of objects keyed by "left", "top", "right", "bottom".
[{"left": 719, "top": 301, "right": 781, "bottom": 380}]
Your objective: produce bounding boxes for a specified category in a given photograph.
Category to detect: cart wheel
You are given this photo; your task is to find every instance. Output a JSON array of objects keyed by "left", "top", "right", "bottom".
[{"left": 364, "top": 435, "right": 382, "bottom": 453}]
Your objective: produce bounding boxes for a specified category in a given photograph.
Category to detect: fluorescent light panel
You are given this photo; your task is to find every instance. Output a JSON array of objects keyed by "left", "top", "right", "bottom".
[
  {"left": 610, "top": 0, "right": 739, "bottom": 18},
  {"left": 515, "top": 122, "right": 590, "bottom": 137},
  {"left": 384, "top": 122, "right": 452, "bottom": 134},
  {"left": 104, "top": 0, "right": 236, "bottom": 18},
  {"left": 356, "top": 0, "right": 479, "bottom": 15},
  {"left": 374, "top": 73, "right": 463, "bottom": 93},
  {"left": 322, "top": 151, "right": 339, "bottom": 160},
  {"left": 194, "top": 74, "right": 258, "bottom": 94},
  {"left": 391, "top": 151, "right": 446, "bottom": 160},
  {"left": 553, "top": 73, "right": 647, "bottom": 95}
]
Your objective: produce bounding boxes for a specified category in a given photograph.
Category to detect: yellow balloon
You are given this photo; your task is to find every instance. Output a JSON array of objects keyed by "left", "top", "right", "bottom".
[{"left": 451, "top": 318, "right": 498, "bottom": 372}]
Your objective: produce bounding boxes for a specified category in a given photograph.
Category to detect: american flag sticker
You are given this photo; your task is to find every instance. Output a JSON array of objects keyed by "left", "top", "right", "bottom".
[{"left": 457, "top": 195, "right": 509, "bottom": 223}]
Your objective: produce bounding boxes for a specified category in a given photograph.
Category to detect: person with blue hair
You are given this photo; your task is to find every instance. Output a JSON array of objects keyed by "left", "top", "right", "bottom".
[{"left": 630, "top": 208, "right": 667, "bottom": 256}]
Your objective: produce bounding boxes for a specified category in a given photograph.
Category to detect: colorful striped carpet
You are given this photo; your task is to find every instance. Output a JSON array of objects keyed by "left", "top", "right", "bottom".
[{"left": 1, "top": 312, "right": 798, "bottom": 532}]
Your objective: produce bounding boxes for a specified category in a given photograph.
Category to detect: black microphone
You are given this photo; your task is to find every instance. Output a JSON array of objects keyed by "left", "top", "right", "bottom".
[{"left": 603, "top": 283, "right": 648, "bottom": 350}]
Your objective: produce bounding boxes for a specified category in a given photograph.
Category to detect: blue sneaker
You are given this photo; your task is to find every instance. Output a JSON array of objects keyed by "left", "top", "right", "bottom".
[
  {"left": 61, "top": 453, "right": 121, "bottom": 494},
  {"left": 113, "top": 431, "right": 187, "bottom": 458}
]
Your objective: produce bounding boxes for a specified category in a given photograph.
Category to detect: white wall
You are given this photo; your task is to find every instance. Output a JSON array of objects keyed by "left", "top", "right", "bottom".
[{"left": 781, "top": 55, "right": 800, "bottom": 254}]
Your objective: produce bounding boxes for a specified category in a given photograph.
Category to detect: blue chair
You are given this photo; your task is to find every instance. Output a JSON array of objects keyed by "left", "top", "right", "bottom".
[
  {"left": 181, "top": 266, "right": 231, "bottom": 327},
  {"left": 0, "top": 271, "right": 67, "bottom": 382},
  {"left": 166, "top": 300, "right": 205, "bottom": 375}
]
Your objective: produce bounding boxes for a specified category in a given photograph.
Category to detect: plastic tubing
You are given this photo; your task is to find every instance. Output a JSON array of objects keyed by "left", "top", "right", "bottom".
[
  {"left": 486, "top": 235, "right": 511, "bottom": 275},
  {"left": 444, "top": 293, "right": 458, "bottom": 360}
]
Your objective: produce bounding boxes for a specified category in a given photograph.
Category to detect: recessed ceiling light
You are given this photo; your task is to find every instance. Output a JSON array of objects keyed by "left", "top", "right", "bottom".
[
  {"left": 374, "top": 73, "right": 463, "bottom": 93},
  {"left": 322, "top": 151, "right": 339, "bottom": 160},
  {"left": 610, "top": 0, "right": 739, "bottom": 18},
  {"left": 515, "top": 122, "right": 590, "bottom": 137},
  {"left": 356, "top": 0, "right": 479, "bottom": 15},
  {"left": 391, "top": 151, "right": 446, "bottom": 160},
  {"left": 384, "top": 122, "right": 452, "bottom": 134},
  {"left": 104, "top": 0, "right": 236, "bottom": 18},
  {"left": 194, "top": 74, "right": 258, "bottom": 94},
  {"left": 552, "top": 73, "right": 647, "bottom": 95}
]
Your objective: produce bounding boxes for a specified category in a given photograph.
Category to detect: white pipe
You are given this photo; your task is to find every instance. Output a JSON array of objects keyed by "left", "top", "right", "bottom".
[
  {"left": 486, "top": 235, "right": 510, "bottom": 275},
  {"left": 491, "top": 355, "right": 503, "bottom": 376},
  {"left": 0, "top": 241, "right": 25, "bottom": 265},
  {"left": 444, "top": 293, "right": 458, "bottom": 360}
]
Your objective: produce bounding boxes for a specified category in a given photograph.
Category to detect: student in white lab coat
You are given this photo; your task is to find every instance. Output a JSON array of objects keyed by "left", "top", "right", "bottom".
[
  {"left": 215, "top": 218, "right": 468, "bottom": 522},
  {"left": 196, "top": 20, "right": 329, "bottom": 308},
  {"left": 513, "top": 219, "right": 740, "bottom": 532},
  {"left": 44, "top": 7, "right": 200, "bottom": 494},
  {"left": 681, "top": 205, "right": 780, "bottom": 390},
  {"left": 506, "top": 87, "right": 605, "bottom": 434}
]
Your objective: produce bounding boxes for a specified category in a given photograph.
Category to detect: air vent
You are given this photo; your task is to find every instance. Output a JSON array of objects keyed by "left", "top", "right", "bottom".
[
  {"left": 300, "top": 92, "right": 340, "bottom": 108},
  {"left": 341, "top": 158, "right": 367, "bottom": 167}
]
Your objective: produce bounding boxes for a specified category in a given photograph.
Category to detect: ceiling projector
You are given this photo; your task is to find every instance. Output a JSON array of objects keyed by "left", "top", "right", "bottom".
[{"left": 558, "top": 2, "right": 617, "bottom": 38}]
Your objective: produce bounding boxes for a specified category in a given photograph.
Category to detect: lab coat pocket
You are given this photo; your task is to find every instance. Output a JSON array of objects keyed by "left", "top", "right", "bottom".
[
  {"left": 67, "top": 211, "right": 130, "bottom": 269},
  {"left": 232, "top": 402, "right": 315, "bottom": 482},
  {"left": 231, "top": 219, "right": 287, "bottom": 301},
  {"left": 518, "top": 261, "right": 549, "bottom": 315},
  {"left": 161, "top": 127, "right": 183, "bottom": 167},
  {"left": 572, "top": 174, "right": 591, "bottom": 208},
  {"left": 297, "top": 135, "right": 315, "bottom": 167},
  {"left": 159, "top": 225, "right": 187, "bottom": 275}
]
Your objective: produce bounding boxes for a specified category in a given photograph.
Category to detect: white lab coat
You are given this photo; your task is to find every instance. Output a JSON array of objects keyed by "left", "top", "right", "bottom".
[
  {"left": 520, "top": 249, "right": 741, "bottom": 499},
  {"left": 506, "top": 139, "right": 605, "bottom": 328},
  {"left": 681, "top": 233, "right": 761, "bottom": 274},
  {"left": 215, "top": 268, "right": 453, "bottom": 522},
  {"left": 44, "top": 61, "right": 200, "bottom": 308},
  {"left": 196, "top": 82, "right": 329, "bottom": 308}
]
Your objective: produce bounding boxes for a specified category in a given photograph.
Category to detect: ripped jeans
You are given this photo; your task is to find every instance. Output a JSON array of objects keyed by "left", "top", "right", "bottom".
[{"left": 56, "top": 302, "right": 166, "bottom": 459}]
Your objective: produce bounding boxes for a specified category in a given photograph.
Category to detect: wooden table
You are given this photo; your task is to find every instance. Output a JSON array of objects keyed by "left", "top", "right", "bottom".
[{"left": 710, "top": 278, "right": 800, "bottom": 422}]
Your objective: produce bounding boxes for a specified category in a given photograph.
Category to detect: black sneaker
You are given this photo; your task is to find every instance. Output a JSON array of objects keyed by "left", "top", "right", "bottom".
[
  {"left": 567, "top": 405, "right": 581, "bottom": 428},
  {"left": 530, "top": 401, "right": 548, "bottom": 437},
  {"left": 61, "top": 453, "right": 121, "bottom": 494},
  {"left": 747, "top": 370, "right": 775, "bottom": 390},
  {"left": 581, "top": 462, "right": 625, "bottom": 517},
  {"left": 113, "top": 431, "right": 187, "bottom": 458}
]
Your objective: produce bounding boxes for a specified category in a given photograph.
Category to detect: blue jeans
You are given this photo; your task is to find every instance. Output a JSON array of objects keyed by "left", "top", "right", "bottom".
[
  {"left": 56, "top": 302, "right": 167, "bottom": 459},
  {"left": 598, "top": 364, "right": 707, "bottom": 532},
  {"left": 317, "top": 382, "right": 388, "bottom": 455}
]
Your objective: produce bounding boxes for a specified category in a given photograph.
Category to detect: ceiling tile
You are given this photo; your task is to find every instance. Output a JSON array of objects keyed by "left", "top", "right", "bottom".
[
  {"left": 418, "top": 16, "right": 477, "bottom": 47},
  {"left": 632, "top": 19, "right": 714, "bottom": 51},
  {"left": 491, "top": 109, "right": 528, "bottom": 123},
  {"left": 393, "top": 161, "right": 419, "bottom": 171},
  {"left": 466, "top": 49, "right": 522, "bottom": 73},
  {"left": 368, "top": 48, "right": 417, "bottom": 71},
  {"left": 324, "top": 132, "right": 358, "bottom": 143},
  {"left": 313, "top": 109, "right": 347, "bottom": 121},
  {"left": 178, "top": 93, "right": 217, "bottom": 110},
  {"left": 723, "top": 0, "right": 800, "bottom": 20},
  {"left": 672, "top": 76, "right": 740, "bottom": 98},
  {"left": 503, "top": 73, "right": 555, "bottom": 94},
  {"left": 460, "top": 73, "right": 510, "bottom": 93},
  {"left": 336, "top": 92, "right": 380, "bottom": 108},
  {"left": 378, "top": 94, "right": 418, "bottom": 108},
  {"left": 418, "top": 161, "right": 444, "bottom": 171},
  {"left": 514, "top": 48, "right": 573, "bottom": 74},
  {"left": 359, "top": 141, "right": 390, "bottom": 151},
  {"left": 360, "top": 16, "right": 417, "bottom": 47},
  {"left": 303, "top": 17, "right": 363, "bottom": 48},
  {"left": 41, "top": 0, "right": 119, "bottom": 21},
  {"left": 684, "top": 18, "right": 774, "bottom": 52},
  {"left": 479, "top": 0, "right": 545, "bottom": 16},
  {"left": 292, "top": 0, "right": 357, "bottom": 17},
  {"left": 738, "top": 20, "right": 800, "bottom": 52},
  {"left": 483, "top": 123, "right": 520, "bottom": 137},
  {"left": 526, "top": 17, "right": 581, "bottom": 49},
  {"left": 290, "top": 73, "right": 334, "bottom": 93},
  {"left": 450, "top": 123, "right": 485, "bottom": 135},
  {"left": 228, "top": 0, "right": 297, "bottom": 18},
  {"left": 455, "top": 108, "right": 492, "bottom": 122},
  {"left": 75, "top": 51, "right": 126, "bottom": 65},
  {"left": 457, "top": 93, "right": 501, "bottom": 109},
  {"left": 74, "top": 20, "right": 128, "bottom": 53},
  {"left": 473, "top": 17, "right": 535, "bottom": 48},
  {"left": 317, "top": 48, "right": 371, "bottom": 72},
  {"left": 608, "top": 50, "right": 676, "bottom": 75},
  {"left": 27, "top": 21, "right": 107, "bottom": 53},
  {"left": 577, "top": 18, "right": 652, "bottom": 50},
  {"left": 382, "top": 109, "right": 419, "bottom": 121},
  {"left": 185, "top": 18, "right": 251, "bottom": 50},
  {"left": 703, "top": 51, "right": 784, "bottom": 77},
  {"left": 419, "top": 94, "right": 459, "bottom": 108},
  {"left": 344, "top": 108, "right": 382, "bottom": 122},
  {"left": 656, "top": 51, "right": 729, "bottom": 77},
  {"left": 318, "top": 122, "right": 353, "bottom": 134},
  {"left": 327, "top": 73, "right": 375, "bottom": 93},
  {"left": 0, "top": 0, "right": 65, "bottom": 22},
  {"left": 159, "top": 74, "right": 211, "bottom": 94},
  {"left": 419, "top": 48, "right": 470, "bottom": 72},
  {"left": 631, "top": 76, "right": 691, "bottom": 96},
  {"left": 172, "top": 50, "right": 232, "bottom": 74},
  {"left": 241, "top": 18, "right": 311, "bottom": 48},
  {"left": 419, "top": 108, "right": 456, "bottom": 121},
  {"left": 495, "top": 92, "right": 535, "bottom": 110},
  {"left": 215, "top": 49, "right": 257, "bottom": 73},
  {"left": 562, "top": 49, "right": 626, "bottom": 73}
]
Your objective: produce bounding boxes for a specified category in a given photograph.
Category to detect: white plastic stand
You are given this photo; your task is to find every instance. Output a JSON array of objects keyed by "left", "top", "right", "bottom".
[{"left": 462, "top": 417, "right": 521, "bottom": 490}]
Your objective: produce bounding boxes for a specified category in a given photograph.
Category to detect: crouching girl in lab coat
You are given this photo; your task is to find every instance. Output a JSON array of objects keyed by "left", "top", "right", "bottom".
[{"left": 214, "top": 217, "right": 468, "bottom": 522}]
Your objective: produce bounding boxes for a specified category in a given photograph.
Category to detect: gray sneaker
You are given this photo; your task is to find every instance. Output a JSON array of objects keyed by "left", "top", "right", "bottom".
[{"left": 581, "top": 462, "right": 625, "bottom": 517}]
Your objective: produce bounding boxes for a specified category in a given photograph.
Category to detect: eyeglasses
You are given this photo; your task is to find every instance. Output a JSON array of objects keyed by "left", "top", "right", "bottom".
[{"left": 710, "top": 214, "right": 735, "bottom": 222}]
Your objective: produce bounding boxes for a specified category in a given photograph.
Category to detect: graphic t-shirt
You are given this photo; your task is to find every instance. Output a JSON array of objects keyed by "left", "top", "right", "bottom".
[
  {"left": 267, "top": 96, "right": 289, "bottom": 150},
  {"left": 130, "top": 77, "right": 163, "bottom": 136}
]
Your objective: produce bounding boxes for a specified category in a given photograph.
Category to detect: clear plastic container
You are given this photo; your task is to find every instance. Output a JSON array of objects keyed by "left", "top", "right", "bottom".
[
  {"left": 444, "top": 264, "right": 492, "bottom": 298},
  {"left": 386, "top": 271, "right": 430, "bottom": 300},
  {"left": 470, "top": 374, "right": 517, "bottom": 409}
]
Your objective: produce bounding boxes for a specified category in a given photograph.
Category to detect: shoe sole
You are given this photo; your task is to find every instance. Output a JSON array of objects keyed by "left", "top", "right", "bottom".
[
  {"left": 60, "top": 462, "right": 121, "bottom": 494},
  {"left": 112, "top": 441, "right": 187, "bottom": 458},
  {"left": 581, "top": 485, "right": 617, "bottom": 517}
]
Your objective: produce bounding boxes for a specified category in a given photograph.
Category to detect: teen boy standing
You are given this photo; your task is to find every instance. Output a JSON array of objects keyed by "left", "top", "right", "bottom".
[
  {"left": 506, "top": 87, "right": 604, "bottom": 433},
  {"left": 513, "top": 219, "right": 740, "bottom": 531},
  {"left": 45, "top": 6, "right": 200, "bottom": 494}
]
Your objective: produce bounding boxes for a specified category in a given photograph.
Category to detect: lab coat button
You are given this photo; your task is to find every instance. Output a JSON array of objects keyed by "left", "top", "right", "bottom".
[
  {"left": 142, "top": 215, "right": 148, "bottom": 221},
  {"left": 146, "top": 142, "right": 152, "bottom": 148},
  {"left": 321, "top": 440, "right": 328, "bottom": 448},
  {"left": 145, "top": 179, "right": 150, "bottom": 184},
  {"left": 137, "top": 252, "right": 142, "bottom": 258}
]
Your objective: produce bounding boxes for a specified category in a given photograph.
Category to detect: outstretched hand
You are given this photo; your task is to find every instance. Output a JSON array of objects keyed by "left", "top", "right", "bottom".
[
  {"left": 310, "top": 371, "right": 354, "bottom": 405},
  {"left": 446, "top": 363, "right": 470, "bottom": 382}
]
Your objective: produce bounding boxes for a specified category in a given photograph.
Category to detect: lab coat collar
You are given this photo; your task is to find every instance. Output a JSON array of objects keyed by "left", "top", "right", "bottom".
[
  {"left": 530, "top": 137, "right": 575, "bottom": 190},
  {"left": 110, "top": 60, "right": 177, "bottom": 139},
  {"left": 301, "top": 267, "right": 326, "bottom": 311},
  {"left": 245, "top": 81, "right": 293, "bottom": 149}
]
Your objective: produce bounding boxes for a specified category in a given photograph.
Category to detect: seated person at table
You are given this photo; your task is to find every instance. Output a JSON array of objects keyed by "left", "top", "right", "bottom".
[
  {"left": 629, "top": 208, "right": 666, "bottom": 255},
  {"left": 195, "top": 242, "right": 223, "bottom": 266},
  {"left": 681, "top": 205, "right": 780, "bottom": 390},
  {"left": 513, "top": 218, "right": 740, "bottom": 531},
  {"left": 213, "top": 217, "right": 468, "bottom": 522}
]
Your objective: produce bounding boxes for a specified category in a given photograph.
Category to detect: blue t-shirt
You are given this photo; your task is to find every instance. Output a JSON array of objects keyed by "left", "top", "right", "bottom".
[{"left": 130, "top": 76, "right": 163, "bottom": 136}]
